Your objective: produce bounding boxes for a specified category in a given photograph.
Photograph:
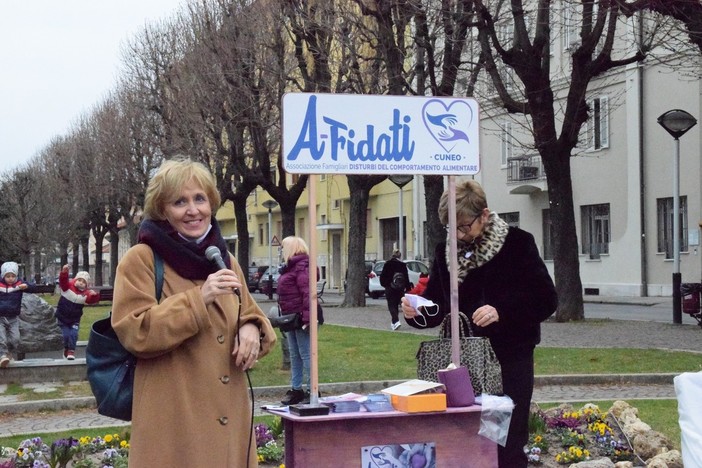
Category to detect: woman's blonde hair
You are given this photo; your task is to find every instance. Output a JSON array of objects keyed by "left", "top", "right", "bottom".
[
  {"left": 143, "top": 157, "right": 221, "bottom": 220},
  {"left": 281, "top": 236, "right": 309, "bottom": 262},
  {"left": 438, "top": 179, "right": 487, "bottom": 225}
]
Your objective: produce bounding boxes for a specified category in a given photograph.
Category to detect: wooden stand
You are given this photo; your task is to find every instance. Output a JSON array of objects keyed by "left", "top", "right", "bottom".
[{"left": 267, "top": 405, "right": 497, "bottom": 467}]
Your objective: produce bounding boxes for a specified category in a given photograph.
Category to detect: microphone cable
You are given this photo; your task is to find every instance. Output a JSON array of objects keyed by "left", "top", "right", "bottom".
[
  {"left": 206, "top": 246, "right": 256, "bottom": 466},
  {"left": 234, "top": 281, "right": 256, "bottom": 468}
]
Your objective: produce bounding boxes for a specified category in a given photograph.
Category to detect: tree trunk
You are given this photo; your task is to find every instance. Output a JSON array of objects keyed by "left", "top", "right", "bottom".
[
  {"left": 233, "top": 193, "right": 251, "bottom": 268},
  {"left": 93, "top": 230, "right": 106, "bottom": 287},
  {"left": 423, "top": 175, "right": 445, "bottom": 263},
  {"left": 342, "top": 174, "right": 387, "bottom": 307},
  {"left": 109, "top": 227, "right": 119, "bottom": 286},
  {"left": 545, "top": 154, "right": 584, "bottom": 322}
]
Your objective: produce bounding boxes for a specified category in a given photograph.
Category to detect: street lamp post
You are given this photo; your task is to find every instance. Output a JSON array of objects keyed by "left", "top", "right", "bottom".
[
  {"left": 657, "top": 109, "right": 697, "bottom": 324},
  {"left": 262, "top": 200, "right": 279, "bottom": 300},
  {"left": 388, "top": 175, "right": 413, "bottom": 257}
]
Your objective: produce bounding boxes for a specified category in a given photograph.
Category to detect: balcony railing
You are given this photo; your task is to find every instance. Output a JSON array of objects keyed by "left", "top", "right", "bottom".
[{"left": 507, "top": 155, "right": 544, "bottom": 182}]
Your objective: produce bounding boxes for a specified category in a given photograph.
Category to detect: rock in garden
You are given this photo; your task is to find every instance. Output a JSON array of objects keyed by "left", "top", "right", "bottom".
[
  {"left": 632, "top": 431, "right": 674, "bottom": 460},
  {"left": 569, "top": 457, "right": 615, "bottom": 467},
  {"left": 624, "top": 420, "right": 652, "bottom": 438},
  {"left": 613, "top": 461, "right": 635, "bottom": 468},
  {"left": 645, "top": 449, "right": 683, "bottom": 468},
  {"left": 19, "top": 294, "right": 62, "bottom": 353},
  {"left": 609, "top": 400, "right": 637, "bottom": 419}
]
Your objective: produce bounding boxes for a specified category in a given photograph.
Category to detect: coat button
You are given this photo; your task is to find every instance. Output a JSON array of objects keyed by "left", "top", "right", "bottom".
[
  {"left": 218, "top": 416, "right": 229, "bottom": 425},
  {"left": 217, "top": 335, "right": 225, "bottom": 344},
  {"left": 220, "top": 375, "right": 230, "bottom": 384}
]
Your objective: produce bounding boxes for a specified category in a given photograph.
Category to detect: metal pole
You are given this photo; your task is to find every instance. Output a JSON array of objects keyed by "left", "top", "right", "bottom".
[
  {"left": 268, "top": 208, "right": 274, "bottom": 300},
  {"left": 673, "top": 138, "right": 682, "bottom": 324}
]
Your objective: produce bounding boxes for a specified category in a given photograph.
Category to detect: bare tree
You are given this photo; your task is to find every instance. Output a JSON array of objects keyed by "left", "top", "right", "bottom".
[
  {"left": 0, "top": 166, "right": 47, "bottom": 280},
  {"left": 465, "top": 0, "right": 660, "bottom": 320}
]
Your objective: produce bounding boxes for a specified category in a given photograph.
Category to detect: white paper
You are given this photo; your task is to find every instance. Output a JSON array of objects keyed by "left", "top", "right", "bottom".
[
  {"left": 381, "top": 379, "right": 445, "bottom": 397},
  {"left": 404, "top": 294, "right": 436, "bottom": 315}
]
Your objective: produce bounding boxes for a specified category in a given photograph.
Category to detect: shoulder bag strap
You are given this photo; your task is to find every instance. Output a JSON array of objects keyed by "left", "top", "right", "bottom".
[{"left": 154, "top": 251, "right": 164, "bottom": 303}]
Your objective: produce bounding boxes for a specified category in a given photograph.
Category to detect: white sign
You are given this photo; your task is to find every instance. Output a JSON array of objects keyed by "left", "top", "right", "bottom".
[{"left": 282, "top": 93, "right": 480, "bottom": 175}]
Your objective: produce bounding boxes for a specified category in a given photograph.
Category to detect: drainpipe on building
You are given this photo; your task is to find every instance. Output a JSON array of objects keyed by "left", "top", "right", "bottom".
[{"left": 637, "top": 12, "right": 648, "bottom": 297}]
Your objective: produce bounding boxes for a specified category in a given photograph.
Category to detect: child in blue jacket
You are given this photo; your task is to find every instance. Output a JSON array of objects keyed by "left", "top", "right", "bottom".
[
  {"left": 0, "top": 261, "right": 27, "bottom": 368},
  {"left": 55, "top": 265, "right": 99, "bottom": 360}
]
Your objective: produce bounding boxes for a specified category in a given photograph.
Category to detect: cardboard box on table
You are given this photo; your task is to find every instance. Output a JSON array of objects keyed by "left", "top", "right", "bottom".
[{"left": 381, "top": 379, "right": 447, "bottom": 413}]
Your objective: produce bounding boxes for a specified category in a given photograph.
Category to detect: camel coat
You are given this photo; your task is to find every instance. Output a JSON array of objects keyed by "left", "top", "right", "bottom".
[{"left": 111, "top": 244, "right": 276, "bottom": 467}]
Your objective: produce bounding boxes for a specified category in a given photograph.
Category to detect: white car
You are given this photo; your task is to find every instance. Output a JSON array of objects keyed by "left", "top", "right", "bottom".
[{"left": 367, "top": 260, "right": 429, "bottom": 299}]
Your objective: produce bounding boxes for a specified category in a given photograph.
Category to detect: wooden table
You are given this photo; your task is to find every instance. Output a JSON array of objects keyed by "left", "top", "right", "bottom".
[{"left": 266, "top": 405, "right": 497, "bottom": 467}]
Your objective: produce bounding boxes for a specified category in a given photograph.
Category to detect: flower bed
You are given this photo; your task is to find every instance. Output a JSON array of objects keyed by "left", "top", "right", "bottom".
[
  {"left": 1, "top": 403, "right": 678, "bottom": 467},
  {"left": 1, "top": 433, "right": 129, "bottom": 468},
  {"left": 525, "top": 403, "right": 646, "bottom": 467}
]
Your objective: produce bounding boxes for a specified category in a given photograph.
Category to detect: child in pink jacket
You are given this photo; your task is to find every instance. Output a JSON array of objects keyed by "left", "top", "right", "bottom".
[{"left": 54, "top": 265, "right": 99, "bottom": 359}]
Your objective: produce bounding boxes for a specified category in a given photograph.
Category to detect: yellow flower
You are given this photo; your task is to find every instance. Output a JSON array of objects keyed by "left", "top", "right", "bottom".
[
  {"left": 534, "top": 435, "right": 542, "bottom": 443},
  {"left": 120, "top": 440, "right": 129, "bottom": 448},
  {"left": 258, "top": 454, "right": 264, "bottom": 462},
  {"left": 104, "top": 434, "right": 114, "bottom": 443}
]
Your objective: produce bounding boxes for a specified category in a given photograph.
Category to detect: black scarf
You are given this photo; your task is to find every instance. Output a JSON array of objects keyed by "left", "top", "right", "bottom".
[{"left": 137, "top": 218, "right": 231, "bottom": 280}]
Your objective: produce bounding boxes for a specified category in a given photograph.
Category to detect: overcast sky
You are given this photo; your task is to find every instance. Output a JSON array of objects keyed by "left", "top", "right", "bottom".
[{"left": 0, "top": 0, "right": 183, "bottom": 173}]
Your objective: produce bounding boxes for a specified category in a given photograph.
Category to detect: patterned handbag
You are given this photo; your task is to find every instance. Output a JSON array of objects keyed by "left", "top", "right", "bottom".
[{"left": 416, "top": 312, "right": 503, "bottom": 395}]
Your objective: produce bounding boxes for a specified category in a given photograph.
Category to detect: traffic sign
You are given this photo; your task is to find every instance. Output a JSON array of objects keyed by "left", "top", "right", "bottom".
[{"left": 271, "top": 235, "right": 280, "bottom": 247}]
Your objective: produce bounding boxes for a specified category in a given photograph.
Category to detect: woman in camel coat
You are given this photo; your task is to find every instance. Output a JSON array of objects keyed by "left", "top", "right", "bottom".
[{"left": 112, "top": 158, "right": 275, "bottom": 467}]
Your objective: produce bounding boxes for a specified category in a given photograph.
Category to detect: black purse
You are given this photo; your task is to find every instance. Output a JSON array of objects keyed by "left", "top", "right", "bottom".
[
  {"left": 86, "top": 252, "right": 164, "bottom": 421},
  {"left": 271, "top": 312, "right": 302, "bottom": 332}
]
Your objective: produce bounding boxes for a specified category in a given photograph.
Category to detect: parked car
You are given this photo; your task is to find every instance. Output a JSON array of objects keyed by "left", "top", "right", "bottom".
[
  {"left": 258, "top": 266, "right": 282, "bottom": 295},
  {"left": 343, "top": 260, "right": 376, "bottom": 293},
  {"left": 367, "top": 259, "right": 430, "bottom": 299},
  {"left": 247, "top": 266, "right": 268, "bottom": 292}
]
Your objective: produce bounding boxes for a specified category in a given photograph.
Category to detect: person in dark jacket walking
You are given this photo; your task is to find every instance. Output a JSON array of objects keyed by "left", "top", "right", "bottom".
[
  {"left": 401, "top": 180, "right": 557, "bottom": 468},
  {"left": 277, "top": 236, "right": 322, "bottom": 405},
  {"left": 0, "top": 261, "right": 27, "bottom": 367},
  {"left": 380, "top": 250, "right": 411, "bottom": 330},
  {"left": 54, "top": 265, "right": 100, "bottom": 360}
]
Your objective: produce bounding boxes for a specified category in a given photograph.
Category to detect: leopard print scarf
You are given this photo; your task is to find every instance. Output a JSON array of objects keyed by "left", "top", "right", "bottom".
[{"left": 447, "top": 212, "right": 509, "bottom": 284}]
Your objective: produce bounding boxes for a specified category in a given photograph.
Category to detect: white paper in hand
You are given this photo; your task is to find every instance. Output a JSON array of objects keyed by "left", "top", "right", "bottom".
[{"left": 404, "top": 294, "right": 436, "bottom": 316}]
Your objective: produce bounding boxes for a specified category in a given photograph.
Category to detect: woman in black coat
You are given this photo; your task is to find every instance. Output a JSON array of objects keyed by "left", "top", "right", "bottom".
[{"left": 401, "top": 180, "right": 557, "bottom": 468}]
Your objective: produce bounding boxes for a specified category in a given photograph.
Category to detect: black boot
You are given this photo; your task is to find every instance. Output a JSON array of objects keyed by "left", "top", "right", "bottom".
[{"left": 281, "top": 389, "right": 306, "bottom": 405}]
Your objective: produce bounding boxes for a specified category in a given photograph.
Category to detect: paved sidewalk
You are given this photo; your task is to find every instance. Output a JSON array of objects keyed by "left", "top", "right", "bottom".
[{"left": 0, "top": 292, "right": 699, "bottom": 439}]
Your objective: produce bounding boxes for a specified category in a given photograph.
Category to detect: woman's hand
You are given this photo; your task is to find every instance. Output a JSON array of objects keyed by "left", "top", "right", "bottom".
[
  {"left": 201, "top": 269, "right": 243, "bottom": 305},
  {"left": 232, "top": 322, "right": 260, "bottom": 370},
  {"left": 400, "top": 297, "right": 419, "bottom": 320},
  {"left": 473, "top": 305, "right": 499, "bottom": 327}
]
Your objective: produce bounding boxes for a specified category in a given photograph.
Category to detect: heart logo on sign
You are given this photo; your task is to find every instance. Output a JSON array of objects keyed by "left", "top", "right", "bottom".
[
  {"left": 368, "top": 445, "right": 401, "bottom": 467},
  {"left": 421, "top": 99, "right": 473, "bottom": 153}
]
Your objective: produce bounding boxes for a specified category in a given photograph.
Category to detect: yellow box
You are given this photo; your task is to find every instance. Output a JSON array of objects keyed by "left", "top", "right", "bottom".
[{"left": 390, "top": 392, "right": 447, "bottom": 413}]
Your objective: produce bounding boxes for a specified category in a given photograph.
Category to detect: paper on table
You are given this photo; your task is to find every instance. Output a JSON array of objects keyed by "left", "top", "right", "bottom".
[
  {"left": 382, "top": 379, "right": 446, "bottom": 397},
  {"left": 404, "top": 294, "right": 436, "bottom": 315}
]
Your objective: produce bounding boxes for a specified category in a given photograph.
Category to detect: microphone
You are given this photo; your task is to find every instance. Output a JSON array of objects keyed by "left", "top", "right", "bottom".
[{"left": 205, "top": 246, "right": 240, "bottom": 297}]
